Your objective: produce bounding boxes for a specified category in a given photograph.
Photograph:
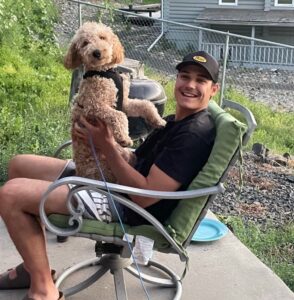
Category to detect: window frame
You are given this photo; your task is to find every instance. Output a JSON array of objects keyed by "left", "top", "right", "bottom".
[
  {"left": 274, "top": 0, "right": 294, "bottom": 6},
  {"left": 219, "top": 0, "right": 238, "bottom": 6}
]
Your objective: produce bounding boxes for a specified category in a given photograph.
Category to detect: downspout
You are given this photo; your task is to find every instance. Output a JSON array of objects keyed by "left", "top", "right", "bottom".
[
  {"left": 147, "top": 0, "right": 164, "bottom": 52},
  {"left": 78, "top": 1, "right": 82, "bottom": 26}
]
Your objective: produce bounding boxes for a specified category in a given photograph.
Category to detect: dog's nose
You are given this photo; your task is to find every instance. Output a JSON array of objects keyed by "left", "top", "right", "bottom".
[{"left": 93, "top": 50, "right": 101, "bottom": 59}]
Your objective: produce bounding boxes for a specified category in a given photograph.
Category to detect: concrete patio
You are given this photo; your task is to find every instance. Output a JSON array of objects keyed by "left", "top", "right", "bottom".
[{"left": 0, "top": 211, "right": 293, "bottom": 300}]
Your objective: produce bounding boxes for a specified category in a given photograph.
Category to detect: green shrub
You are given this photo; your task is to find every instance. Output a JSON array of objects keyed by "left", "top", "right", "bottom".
[
  {"left": 0, "top": 0, "right": 58, "bottom": 53},
  {"left": 0, "top": 0, "right": 70, "bottom": 183}
]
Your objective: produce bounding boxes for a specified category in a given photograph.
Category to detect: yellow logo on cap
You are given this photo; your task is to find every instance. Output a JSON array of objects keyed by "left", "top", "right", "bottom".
[{"left": 193, "top": 55, "right": 207, "bottom": 63}]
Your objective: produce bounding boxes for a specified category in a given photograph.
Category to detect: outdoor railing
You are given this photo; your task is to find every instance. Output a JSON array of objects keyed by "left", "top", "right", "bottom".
[{"left": 203, "top": 42, "right": 294, "bottom": 67}]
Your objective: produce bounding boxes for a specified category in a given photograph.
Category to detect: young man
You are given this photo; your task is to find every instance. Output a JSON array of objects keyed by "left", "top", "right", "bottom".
[{"left": 0, "top": 51, "right": 219, "bottom": 300}]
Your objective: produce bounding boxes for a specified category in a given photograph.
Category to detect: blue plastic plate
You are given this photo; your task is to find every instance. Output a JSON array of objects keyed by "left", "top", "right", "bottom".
[{"left": 192, "top": 218, "right": 228, "bottom": 242}]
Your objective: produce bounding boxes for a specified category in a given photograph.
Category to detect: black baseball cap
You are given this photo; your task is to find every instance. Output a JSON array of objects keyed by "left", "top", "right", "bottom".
[{"left": 176, "top": 51, "right": 219, "bottom": 83}]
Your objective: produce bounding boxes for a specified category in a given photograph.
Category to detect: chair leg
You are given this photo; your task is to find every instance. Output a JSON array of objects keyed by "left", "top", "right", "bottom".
[
  {"left": 55, "top": 256, "right": 182, "bottom": 300},
  {"left": 56, "top": 235, "right": 68, "bottom": 243},
  {"left": 55, "top": 257, "right": 109, "bottom": 297},
  {"left": 126, "top": 260, "right": 182, "bottom": 300},
  {"left": 113, "top": 268, "right": 128, "bottom": 300}
]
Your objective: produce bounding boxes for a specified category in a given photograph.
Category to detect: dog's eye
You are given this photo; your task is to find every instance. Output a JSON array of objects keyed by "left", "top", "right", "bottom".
[
  {"left": 82, "top": 40, "right": 89, "bottom": 47},
  {"left": 99, "top": 35, "right": 106, "bottom": 40}
]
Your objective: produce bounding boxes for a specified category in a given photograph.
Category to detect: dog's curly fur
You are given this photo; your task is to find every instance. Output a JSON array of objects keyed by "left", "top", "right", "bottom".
[{"left": 64, "top": 22, "right": 166, "bottom": 182}]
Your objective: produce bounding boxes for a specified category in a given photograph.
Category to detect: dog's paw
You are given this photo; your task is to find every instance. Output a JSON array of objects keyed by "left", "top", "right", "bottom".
[
  {"left": 119, "top": 137, "right": 133, "bottom": 147},
  {"left": 150, "top": 118, "right": 167, "bottom": 128}
]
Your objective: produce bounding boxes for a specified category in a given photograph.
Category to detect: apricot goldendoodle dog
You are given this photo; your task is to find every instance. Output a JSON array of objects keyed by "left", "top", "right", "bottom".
[{"left": 64, "top": 22, "right": 166, "bottom": 182}]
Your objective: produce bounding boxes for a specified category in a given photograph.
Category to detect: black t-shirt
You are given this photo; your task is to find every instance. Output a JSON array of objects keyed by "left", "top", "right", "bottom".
[{"left": 123, "top": 109, "right": 216, "bottom": 226}]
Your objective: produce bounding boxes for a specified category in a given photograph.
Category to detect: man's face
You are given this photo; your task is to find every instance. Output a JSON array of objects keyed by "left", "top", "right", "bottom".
[{"left": 174, "top": 64, "right": 219, "bottom": 119}]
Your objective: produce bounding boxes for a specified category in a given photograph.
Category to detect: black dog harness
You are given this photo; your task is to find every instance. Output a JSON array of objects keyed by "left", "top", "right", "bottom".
[{"left": 83, "top": 69, "right": 124, "bottom": 111}]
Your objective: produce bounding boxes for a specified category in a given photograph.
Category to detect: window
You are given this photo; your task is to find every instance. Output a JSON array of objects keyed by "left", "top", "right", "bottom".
[
  {"left": 219, "top": 0, "right": 238, "bottom": 5},
  {"left": 275, "top": 0, "right": 294, "bottom": 5}
]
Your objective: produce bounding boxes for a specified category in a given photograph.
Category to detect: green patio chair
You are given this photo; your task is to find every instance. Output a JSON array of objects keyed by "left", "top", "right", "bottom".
[{"left": 40, "top": 99, "right": 256, "bottom": 300}]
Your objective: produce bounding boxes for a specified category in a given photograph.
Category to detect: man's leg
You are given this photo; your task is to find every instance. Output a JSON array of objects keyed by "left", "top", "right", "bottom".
[
  {"left": 0, "top": 177, "right": 69, "bottom": 300},
  {"left": 8, "top": 155, "right": 76, "bottom": 244},
  {"left": 8, "top": 154, "right": 68, "bottom": 181}
]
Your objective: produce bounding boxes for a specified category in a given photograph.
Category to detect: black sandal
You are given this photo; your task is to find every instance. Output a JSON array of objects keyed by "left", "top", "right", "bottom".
[{"left": 0, "top": 263, "right": 56, "bottom": 290}]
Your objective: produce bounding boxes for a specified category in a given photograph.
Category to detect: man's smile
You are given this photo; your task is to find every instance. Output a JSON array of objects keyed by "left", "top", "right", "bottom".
[{"left": 181, "top": 90, "right": 199, "bottom": 98}]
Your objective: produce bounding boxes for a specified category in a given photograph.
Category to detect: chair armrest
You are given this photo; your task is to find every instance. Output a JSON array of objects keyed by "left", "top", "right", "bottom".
[
  {"left": 222, "top": 99, "right": 257, "bottom": 146},
  {"left": 40, "top": 176, "right": 224, "bottom": 257},
  {"left": 53, "top": 140, "right": 72, "bottom": 158},
  {"left": 47, "top": 176, "right": 224, "bottom": 199}
]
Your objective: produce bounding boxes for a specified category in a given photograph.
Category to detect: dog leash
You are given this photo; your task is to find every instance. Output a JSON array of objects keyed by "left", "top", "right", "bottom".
[{"left": 88, "top": 133, "right": 151, "bottom": 300}]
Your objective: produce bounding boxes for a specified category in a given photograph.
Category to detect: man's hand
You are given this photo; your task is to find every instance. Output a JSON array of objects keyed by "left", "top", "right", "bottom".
[{"left": 73, "top": 116, "right": 116, "bottom": 154}]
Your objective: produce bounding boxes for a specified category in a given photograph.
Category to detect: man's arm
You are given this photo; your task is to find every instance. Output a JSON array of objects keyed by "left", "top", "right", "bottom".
[
  {"left": 73, "top": 117, "right": 181, "bottom": 208},
  {"left": 103, "top": 145, "right": 181, "bottom": 207}
]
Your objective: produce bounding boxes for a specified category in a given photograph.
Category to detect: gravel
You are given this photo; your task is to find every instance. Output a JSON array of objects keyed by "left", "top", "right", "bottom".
[
  {"left": 226, "top": 67, "right": 294, "bottom": 113},
  {"left": 53, "top": 0, "right": 294, "bottom": 228},
  {"left": 211, "top": 152, "right": 294, "bottom": 227}
]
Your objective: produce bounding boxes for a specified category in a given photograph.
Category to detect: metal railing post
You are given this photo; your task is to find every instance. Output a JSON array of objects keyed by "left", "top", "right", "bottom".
[
  {"left": 78, "top": 2, "right": 82, "bottom": 27},
  {"left": 219, "top": 33, "right": 230, "bottom": 107},
  {"left": 199, "top": 29, "right": 203, "bottom": 50},
  {"left": 250, "top": 26, "right": 255, "bottom": 66},
  {"left": 147, "top": 0, "right": 164, "bottom": 52}
]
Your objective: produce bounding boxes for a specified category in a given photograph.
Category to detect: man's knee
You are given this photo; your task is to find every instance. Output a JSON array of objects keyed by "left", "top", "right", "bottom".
[
  {"left": 0, "top": 179, "right": 22, "bottom": 215},
  {"left": 8, "top": 154, "right": 26, "bottom": 179}
]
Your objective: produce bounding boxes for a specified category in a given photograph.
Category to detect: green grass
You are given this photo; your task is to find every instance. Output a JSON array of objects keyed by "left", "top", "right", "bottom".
[
  {"left": 225, "top": 88, "right": 294, "bottom": 155},
  {"left": 220, "top": 216, "right": 294, "bottom": 292},
  {"left": 141, "top": 0, "right": 160, "bottom": 4}
]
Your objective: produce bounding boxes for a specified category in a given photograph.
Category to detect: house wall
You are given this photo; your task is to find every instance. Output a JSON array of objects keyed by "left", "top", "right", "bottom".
[
  {"left": 164, "top": 0, "right": 265, "bottom": 26},
  {"left": 163, "top": 0, "right": 294, "bottom": 47},
  {"left": 164, "top": 0, "right": 294, "bottom": 23},
  {"left": 164, "top": 0, "right": 266, "bottom": 40}
]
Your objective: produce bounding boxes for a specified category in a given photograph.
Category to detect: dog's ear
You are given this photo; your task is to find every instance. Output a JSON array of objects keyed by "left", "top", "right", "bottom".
[
  {"left": 64, "top": 42, "right": 82, "bottom": 69},
  {"left": 112, "top": 34, "right": 124, "bottom": 65}
]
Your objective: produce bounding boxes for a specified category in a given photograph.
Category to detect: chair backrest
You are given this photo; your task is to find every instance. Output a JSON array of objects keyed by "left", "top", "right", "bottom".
[{"left": 165, "top": 99, "right": 256, "bottom": 248}]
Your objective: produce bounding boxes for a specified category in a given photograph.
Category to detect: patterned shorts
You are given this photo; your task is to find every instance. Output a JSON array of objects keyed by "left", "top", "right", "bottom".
[{"left": 58, "top": 160, "right": 123, "bottom": 223}]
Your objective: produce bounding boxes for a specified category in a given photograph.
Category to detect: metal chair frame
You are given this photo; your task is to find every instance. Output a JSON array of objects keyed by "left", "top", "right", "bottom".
[{"left": 40, "top": 99, "right": 256, "bottom": 299}]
